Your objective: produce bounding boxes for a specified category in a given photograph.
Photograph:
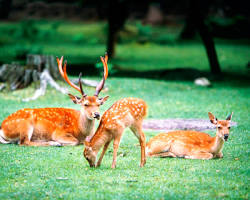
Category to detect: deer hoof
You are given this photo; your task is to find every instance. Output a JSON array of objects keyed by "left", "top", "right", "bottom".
[{"left": 49, "top": 141, "right": 62, "bottom": 147}]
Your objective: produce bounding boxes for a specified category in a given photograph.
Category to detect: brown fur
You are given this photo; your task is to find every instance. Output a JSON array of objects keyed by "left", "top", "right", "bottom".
[
  {"left": 0, "top": 96, "right": 108, "bottom": 146},
  {"left": 0, "top": 54, "right": 109, "bottom": 146},
  {"left": 146, "top": 112, "right": 233, "bottom": 159},
  {"left": 83, "top": 97, "right": 147, "bottom": 168}
]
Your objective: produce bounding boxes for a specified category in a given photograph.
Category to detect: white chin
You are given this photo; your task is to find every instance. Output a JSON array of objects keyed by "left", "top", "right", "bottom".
[{"left": 87, "top": 116, "right": 95, "bottom": 120}]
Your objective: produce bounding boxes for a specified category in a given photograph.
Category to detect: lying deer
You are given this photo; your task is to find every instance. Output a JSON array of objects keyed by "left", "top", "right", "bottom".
[
  {"left": 84, "top": 97, "right": 147, "bottom": 168},
  {"left": 0, "top": 54, "right": 109, "bottom": 146},
  {"left": 146, "top": 112, "right": 233, "bottom": 159}
]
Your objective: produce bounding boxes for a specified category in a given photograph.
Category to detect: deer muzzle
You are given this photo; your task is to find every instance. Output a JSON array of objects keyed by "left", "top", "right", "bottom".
[
  {"left": 224, "top": 134, "right": 229, "bottom": 141},
  {"left": 94, "top": 112, "right": 100, "bottom": 120}
]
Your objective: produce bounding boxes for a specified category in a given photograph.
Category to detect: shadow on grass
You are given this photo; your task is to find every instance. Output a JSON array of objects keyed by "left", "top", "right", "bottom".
[{"left": 69, "top": 63, "right": 250, "bottom": 87}]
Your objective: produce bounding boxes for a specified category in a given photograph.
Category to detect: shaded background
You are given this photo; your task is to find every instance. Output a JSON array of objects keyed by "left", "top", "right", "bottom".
[{"left": 0, "top": 0, "right": 249, "bottom": 84}]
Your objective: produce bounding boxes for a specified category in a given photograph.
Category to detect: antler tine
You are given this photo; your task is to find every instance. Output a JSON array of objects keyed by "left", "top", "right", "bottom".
[
  {"left": 56, "top": 56, "right": 65, "bottom": 79},
  {"left": 79, "top": 72, "right": 86, "bottom": 97},
  {"left": 56, "top": 56, "right": 82, "bottom": 94},
  {"left": 94, "top": 55, "right": 109, "bottom": 96},
  {"left": 104, "top": 52, "right": 108, "bottom": 80}
]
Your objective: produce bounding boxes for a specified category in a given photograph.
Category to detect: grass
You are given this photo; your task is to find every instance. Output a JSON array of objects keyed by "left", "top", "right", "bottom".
[{"left": 0, "top": 20, "right": 249, "bottom": 199}]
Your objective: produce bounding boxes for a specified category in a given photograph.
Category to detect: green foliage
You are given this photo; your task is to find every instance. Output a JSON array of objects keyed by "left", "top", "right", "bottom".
[
  {"left": 14, "top": 44, "right": 43, "bottom": 60},
  {"left": 95, "top": 61, "right": 117, "bottom": 76},
  {"left": 135, "top": 22, "right": 152, "bottom": 43}
]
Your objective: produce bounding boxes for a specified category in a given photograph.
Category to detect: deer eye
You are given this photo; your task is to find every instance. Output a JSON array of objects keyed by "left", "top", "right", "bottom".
[
  {"left": 228, "top": 127, "right": 231, "bottom": 129},
  {"left": 218, "top": 126, "right": 222, "bottom": 129},
  {"left": 84, "top": 103, "right": 89, "bottom": 106}
]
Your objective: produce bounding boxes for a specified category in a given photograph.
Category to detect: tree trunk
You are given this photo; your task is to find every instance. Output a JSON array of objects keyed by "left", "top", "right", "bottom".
[
  {"left": 0, "top": 0, "right": 12, "bottom": 19},
  {"left": 180, "top": 0, "right": 221, "bottom": 74},
  {"left": 107, "top": 0, "right": 129, "bottom": 58}
]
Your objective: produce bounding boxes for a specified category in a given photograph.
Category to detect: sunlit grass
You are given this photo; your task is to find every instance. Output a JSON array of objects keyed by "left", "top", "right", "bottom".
[
  {"left": 0, "top": 20, "right": 249, "bottom": 199},
  {"left": 0, "top": 76, "right": 249, "bottom": 199}
]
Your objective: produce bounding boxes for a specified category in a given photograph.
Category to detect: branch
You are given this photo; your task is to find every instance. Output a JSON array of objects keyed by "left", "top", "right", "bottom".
[{"left": 22, "top": 69, "right": 68, "bottom": 102}]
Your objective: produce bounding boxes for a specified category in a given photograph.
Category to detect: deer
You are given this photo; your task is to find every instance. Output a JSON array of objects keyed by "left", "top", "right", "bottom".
[
  {"left": 0, "top": 54, "right": 109, "bottom": 146},
  {"left": 83, "top": 97, "right": 147, "bottom": 168},
  {"left": 146, "top": 112, "right": 233, "bottom": 159}
]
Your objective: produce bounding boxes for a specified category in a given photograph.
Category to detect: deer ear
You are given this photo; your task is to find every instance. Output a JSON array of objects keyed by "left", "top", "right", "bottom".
[
  {"left": 68, "top": 93, "right": 81, "bottom": 104},
  {"left": 226, "top": 112, "right": 233, "bottom": 121},
  {"left": 208, "top": 112, "right": 217, "bottom": 124},
  {"left": 99, "top": 96, "right": 109, "bottom": 105}
]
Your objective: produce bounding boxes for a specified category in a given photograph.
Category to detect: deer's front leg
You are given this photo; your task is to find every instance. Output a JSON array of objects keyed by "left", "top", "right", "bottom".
[
  {"left": 215, "top": 152, "right": 223, "bottom": 158},
  {"left": 185, "top": 152, "right": 213, "bottom": 160},
  {"left": 150, "top": 151, "right": 177, "bottom": 158},
  {"left": 111, "top": 131, "right": 123, "bottom": 169},
  {"left": 96, "top": 140, "right": 111, "bottom": 167},
  {"left": 52, "top": 130, "right": 79, "bottom": 146}
]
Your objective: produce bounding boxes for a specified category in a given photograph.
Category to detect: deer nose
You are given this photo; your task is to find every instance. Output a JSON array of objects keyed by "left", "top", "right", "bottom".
[
  {"left": 224, "top": 134, "right": 229, "bottom": 141},
  {"left": 94, "top": 112, "right": 100, "bottom": 119}
]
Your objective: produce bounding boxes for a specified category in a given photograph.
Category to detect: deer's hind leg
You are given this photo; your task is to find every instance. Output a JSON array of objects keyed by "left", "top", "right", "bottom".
[
  {"left": 19, "top": 121, "right": 58, "bottom": 146},
  {"left": 130, "top": 120, "right": 146, "bottom": 167}
]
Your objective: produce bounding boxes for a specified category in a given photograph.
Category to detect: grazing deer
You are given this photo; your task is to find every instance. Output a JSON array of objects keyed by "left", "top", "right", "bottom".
[
  {"left": 146, "top": 112, "right": 233, "bottom": 159},
  {"left": 83, "top": 98, "right": 147, "bottom": 168},
  {"left": 0, "top": 54, "right": 109, "bottom": 146}
]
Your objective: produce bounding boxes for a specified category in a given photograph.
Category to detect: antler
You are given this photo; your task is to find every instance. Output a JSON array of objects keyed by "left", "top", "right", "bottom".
[
  {"left": 56, "top": 56, "right": 85, "bottom": 97},
  {"left": 94, "top": 52, "right": 109, "bottom": 96}
]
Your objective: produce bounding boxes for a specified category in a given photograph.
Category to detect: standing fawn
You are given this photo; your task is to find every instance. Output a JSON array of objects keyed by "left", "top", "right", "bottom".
[
  {"left": 83, "top": 98, "right": 147, "bottom": 168},
  {"left": 0, "top": 54, "right": 109, "bottom": 146},
  {"left": 146, "top": 112, "right": 233, "bottom": 159}
]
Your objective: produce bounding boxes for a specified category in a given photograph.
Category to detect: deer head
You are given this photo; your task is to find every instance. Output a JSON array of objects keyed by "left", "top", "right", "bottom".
[
  {"left": 57, "top": 53, "right": 109, "bottom": 120},
  {"left": 208, "top": 112, "right": 233, "bottom": 141},
  {"left": 83, "top": 141, "right": 96, "bottom": 167}
]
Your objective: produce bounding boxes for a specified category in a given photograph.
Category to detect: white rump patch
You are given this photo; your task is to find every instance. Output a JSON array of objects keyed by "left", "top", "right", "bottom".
[{"left": 0, "top": 129, "right": 10, "bottom": 144}]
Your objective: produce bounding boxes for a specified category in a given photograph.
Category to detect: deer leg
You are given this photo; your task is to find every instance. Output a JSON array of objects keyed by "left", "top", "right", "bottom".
[
  {"left": 130, "top": 123, "right": 146, "bottom": 167},
  {"left": 96, "top": 140, "right": 111, "bottom": 167},
  {"left": 111, "top": 131, "right": 123, "bottom": 169},
  {"left": 52, "top": 130, "right": 79, "bottom": 146},
  {"left": 149, "top": 151, "right": 177, "bottom": 158},
  {"left": 185, "top": 152, "right": 213, "bottom": 160},
  {"left": 19, "top": 124, "right": 59, "bottom": 146},
  {"left": 215, "top": 152, "right": 223, "bottom": 158},
  {"left": 21, "top": 140, "right": 62, "bottom": 146}
]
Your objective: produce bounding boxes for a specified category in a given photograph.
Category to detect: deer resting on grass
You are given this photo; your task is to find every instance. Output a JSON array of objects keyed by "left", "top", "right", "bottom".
[
  {"left": 0, "top": 54, "right": 109, "bottom": 146},
  {"left": 84, "top": 98, "right": 147, "bottom": 168},
  {"left": 146, "top": 112, "right": 233, "bottom": 159}
]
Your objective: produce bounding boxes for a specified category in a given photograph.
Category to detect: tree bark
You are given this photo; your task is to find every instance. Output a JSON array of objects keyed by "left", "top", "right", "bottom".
[
  {"left": 180, "top": 0, "right": 221, "bottom": 74},
  {"left": 107, "top": 0, "right": 129, "bottom": 58}
]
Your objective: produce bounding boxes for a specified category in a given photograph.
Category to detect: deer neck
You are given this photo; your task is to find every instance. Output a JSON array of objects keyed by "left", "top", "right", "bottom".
[
  {"left": 210, "top": 131, "right": 224, "bottom": 154},
  {"left": 89, "top": 124, "right": 109, "bottom": 155},
  {"left": 79, "top": 110, "right": 95, "bottom": 137}
]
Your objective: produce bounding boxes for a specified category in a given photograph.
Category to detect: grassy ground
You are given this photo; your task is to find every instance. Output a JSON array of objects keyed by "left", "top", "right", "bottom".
[{"left": 0, "top": 21, "right": 249, "bottom": 199}]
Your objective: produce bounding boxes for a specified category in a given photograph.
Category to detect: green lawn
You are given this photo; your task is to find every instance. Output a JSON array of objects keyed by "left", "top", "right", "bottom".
[{"left": 0, "top": 21, "right": 249, "bottom": 199}]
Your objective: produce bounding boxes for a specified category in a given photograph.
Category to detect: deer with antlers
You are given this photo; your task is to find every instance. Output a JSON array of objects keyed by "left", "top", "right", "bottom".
[
  {"left": 83, "top": 97, "right": 147, "bottom": 168},
  {"left": 146, "top": 112, "right": 233, "bottom": 159},
  {"left": 0, "top": 54, "right": 109, "bottom": 146}
]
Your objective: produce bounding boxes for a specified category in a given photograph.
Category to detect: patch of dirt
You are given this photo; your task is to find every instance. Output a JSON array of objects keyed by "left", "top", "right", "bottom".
[{"left": 143, "top": 119, "right": 237, "bottom": 132}]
